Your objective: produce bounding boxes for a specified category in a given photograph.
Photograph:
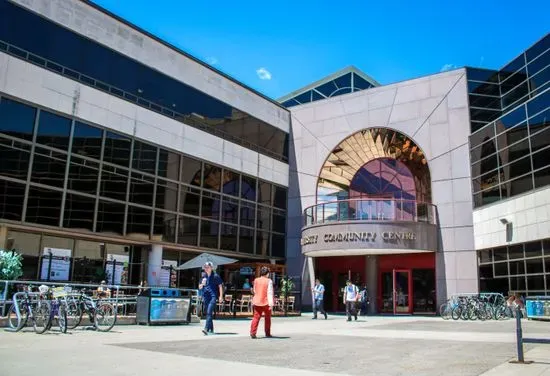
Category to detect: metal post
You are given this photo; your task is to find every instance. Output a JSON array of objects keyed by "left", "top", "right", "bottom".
[
  {"left": 515, "top": 306, "right": 524, "bottom": 363},
  {"left": 47, "top": 252, "right": 53, "bottom": 282},
  {"left": 111, "top": 259, "right": 116, "bottom": 285}
]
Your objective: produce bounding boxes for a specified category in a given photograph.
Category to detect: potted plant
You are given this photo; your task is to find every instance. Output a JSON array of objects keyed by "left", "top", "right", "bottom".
[
  {"left": 280, "top": 276, "right": 295, "bottom": 316},
  {"left": 0, "top": 249, "right": 24, "bottom": 302}
]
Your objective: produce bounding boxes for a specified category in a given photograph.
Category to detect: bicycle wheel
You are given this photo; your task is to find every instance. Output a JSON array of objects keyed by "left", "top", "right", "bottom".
[
  {"left": 439, "top": 303, "right": 451, "bottom": 320},
  {"left": 57, "top": 302, "right": 68, "bottom": 333},
  {"left": 451, "top": 306, "right": 462, "bottom": 320},
  {"left": 94, "top": 303, "right": 117, "bottom": 332},
  {"left": 8, "top": 304, "right": 29, "bottom": 330},
  {"left": 66, "top": 301, "right": 82, "bottom": 330},
  {"left": 32, "top": 300, "right": 52, "bottom": 334}
]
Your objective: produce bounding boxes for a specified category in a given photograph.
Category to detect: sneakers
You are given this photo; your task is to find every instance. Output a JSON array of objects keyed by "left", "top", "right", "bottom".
[
  {"left": 250, "top": 334, "right": 257, "bottom": 339},
  {"left": 312, "top": 316, "right": 317, "bottom": 320},
  {"left": 354, "top": 316, "right": 358, "bottom": 321},
  {"left": 324, "top": 312, "right": 328, "bottom": 320},
  {"left": 202, "top": 329, "right": 208, "bottom": 336}
]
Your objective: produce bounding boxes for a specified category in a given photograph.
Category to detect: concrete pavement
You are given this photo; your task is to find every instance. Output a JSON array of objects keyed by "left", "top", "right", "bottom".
[{"left": 0, "top": 314, "right": 549, "bottom": 375}]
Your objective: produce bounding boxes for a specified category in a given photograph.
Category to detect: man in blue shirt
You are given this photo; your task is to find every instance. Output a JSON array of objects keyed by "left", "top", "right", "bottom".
[
  {"left": 312, "top": 278, "right": 328, "bottom": 320},
  {"left": 200, "top": 262, "right": 224, "bottom": 335}
]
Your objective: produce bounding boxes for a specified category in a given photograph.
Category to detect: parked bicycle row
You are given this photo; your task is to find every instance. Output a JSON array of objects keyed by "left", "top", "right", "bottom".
[
  {"left": 439, "top": 293, "right": 524, "bottom": 321},
  {"left": 7, "top": 285, "right": 117, "bottom": 334}
]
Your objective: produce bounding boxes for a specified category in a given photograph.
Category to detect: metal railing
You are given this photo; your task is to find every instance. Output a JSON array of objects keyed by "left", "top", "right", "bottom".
[
  {"left": 0, "top": 39, "right": 288, "bottom": 163},
  {"left": 303, "top": 198, "right": 437, "bottom": 226},
  {"left": 512, "top": 305, "right": 550, "bottom": 364}
]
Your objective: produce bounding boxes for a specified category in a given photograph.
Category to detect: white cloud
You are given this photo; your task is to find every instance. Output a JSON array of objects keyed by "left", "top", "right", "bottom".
[
  {"left": 440, "top": 63, "right": 457, "bottom": 72},
  {"left": 206, "top": 57, "right": 218, "bottom": 65},
  {"left": 256, "top": 67, "right": 272, "bottom": 80}
]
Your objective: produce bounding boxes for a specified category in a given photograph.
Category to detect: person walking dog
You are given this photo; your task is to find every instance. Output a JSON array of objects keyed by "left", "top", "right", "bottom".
[
  {"left": 312, "top": 278, "right": 328, "bottom": 320},
  {"left": 250, "top": 266, "right": 274, "bottom": 339}
]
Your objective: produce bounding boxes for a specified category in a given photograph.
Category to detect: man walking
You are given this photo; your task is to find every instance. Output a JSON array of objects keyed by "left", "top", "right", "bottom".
[
  {"left": 250, "top": 266, "right": 273, "bottom": 339},
  {"left": 312, "top": 278, "right": 328, "bottom": 320},
  {"left": 343, "top": 280, "right": 359, "bottom": 321},
  {"left": 201, "top": 262, "right": 223, "bottom": 335}
]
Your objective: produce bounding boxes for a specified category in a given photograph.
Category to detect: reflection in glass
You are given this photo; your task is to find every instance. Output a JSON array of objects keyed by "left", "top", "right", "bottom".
[
  {"left": 240, "top": 201, "right": 255, "bottom": 227},
  {"left": 63, "top": 193, "right": 95, "bottom": 231},
  {"left": 202, "top": 164, "right": 221, "bottom": 191},
  {"left": 200, "top": 219, "right": 219, "bottom": 249},
  {"left": 179, "top": 155, "right": 201, "bottom": 185},
  {"left": 527, "top": 275, "right": 545, "bottom": 291},
  {"left": 132, "top": 140, "right": 157, "bottom": 174},
  {"left": 68, "top": 156, "right": 99, "bottom": 195},
  {"left": 26, "top": 186, "right": 62, "bottom": 227},
  {"left": 222, "top": 170, "right": 240, "bottom": 197},
  {"left": 158, "top": 148, "right": 180, "bottom": 181},
  {"left": 153, "top": 211, "right": 176, "bottom": 243},
  {"left": 155, "top": 179, "right": 178, "bottom": 212},
  {"left": 201, "top": 191, "right": 220, "bottom": 220},
  {"left": 220, "top": 224, "right": 237, "bottom": 252},
  {"left": 104, "top": 131, "right": 131, "bottom": 167},
  {"left": 126, "top": 205, "right": 152, "bottom": 235},
  {"left": 239, "top": 227, "right": 254, "bottom": 254},
  {"left": 526, "top": 258, "right": 544, "bottom": 274},
  {"left": 256, "top": 231, "right": 270, "bottom": 256},
  {"left": 96, "top": 200, "right": 125, "bottom": 234},
  {"left": 0, "top": 179, "right": 25, "bottom": 221},
  {"left": 0, "top": 139, "right": 31, "bottom": 180},
  {"left": 259, "top": 180, "right": 272, "bottom": 205},
  {"left": 241, "top": 175, "right": 257, "bottom": 201},
  {"left": 220, "top": 196, "right": 239, "bottom": 224},
  {"left": 31, "top": 147, "right": 67, "bottom": 188},
  {"left": 257, "top": 206, "right": 271, "bottom": 231},
  {"left": 36, "top": 110, "right": 71, "bottom": 150},
  {"left": 100, "top": 165, "right": 128, "bottom": 201},
  {"left": 180, "top": 185, "right": 200, "bottom": 216},
  {"left": 178, "top": 215, "right": 198, "bottom": 246},
  {"left": 271, "top": 233, "right": 285, "bottom": 258},
  {"left": 72, "top": 121, "right": 103, "bottom": 160},
  {"left": 0, "top": 97, "right": 36, "bottom": 141},
  {"left": 129, "top": 173, "right": 155, "bottom": 207}
]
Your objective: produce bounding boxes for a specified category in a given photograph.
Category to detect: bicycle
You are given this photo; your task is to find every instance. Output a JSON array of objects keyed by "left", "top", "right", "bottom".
[
  {"left": 7, "top": 289, "right": 51, "bottom": 334},
  {"left": 66, "top": 290, "right": 117, "bottom": 332},
  {"left": 44, "top": 287, "right": 68, "bottom": 333}
]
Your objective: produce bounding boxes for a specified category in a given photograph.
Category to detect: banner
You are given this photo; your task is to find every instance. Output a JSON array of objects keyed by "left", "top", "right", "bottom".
[
  {"left": 105, "top": 254, "right": 129, "bottom": 285},
  {"left": 40, "top": 247, "right": 72, "bottom": 281},
  {"left": 160, "top": 260, "right": 178, "bottom": 287}
]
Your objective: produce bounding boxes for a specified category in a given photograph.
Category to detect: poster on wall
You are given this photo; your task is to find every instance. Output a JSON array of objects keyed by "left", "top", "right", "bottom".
[
  {"left": 40, "top": 248, "right": 72, "bottom": 281},
  {"left": 160, "top": 260, "right": 178, "bottom": 287},
  {"left": 105, "top": 254, "right": 129, "bottom": 285}
]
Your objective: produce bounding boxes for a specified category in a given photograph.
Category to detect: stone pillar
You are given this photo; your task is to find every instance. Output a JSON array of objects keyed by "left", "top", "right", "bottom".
[
  {"left": 366, "top": 255, "right": 378, "bottom": 314},
  {"left": 300, "top": 256, "right": 315, "bottom": 310},
  {"left": 0, "top": 225, "right": 8, "bottom": 248},
  {"left": 147, "top": 244, "right": 163, "bottom": 286}
]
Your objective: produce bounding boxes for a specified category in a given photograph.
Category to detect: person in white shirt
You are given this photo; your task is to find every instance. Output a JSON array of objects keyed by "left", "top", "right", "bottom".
[
  {"left": 311, "top": 278, "right": 328, "bottom": 320},
  {"left": 343, "top": 280, "right": 359, "bottom": 321}
]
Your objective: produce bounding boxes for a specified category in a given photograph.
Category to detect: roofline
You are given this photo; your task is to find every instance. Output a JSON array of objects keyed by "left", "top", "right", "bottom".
[
  {"left": 498, "top": 32, "right": 549, "bottom": 71},
  {"left": 277, "top": 65, "right": 380, "bottom": 102},
  {"left": 86, "top": 0, "right": 288, "bottom": 112}
]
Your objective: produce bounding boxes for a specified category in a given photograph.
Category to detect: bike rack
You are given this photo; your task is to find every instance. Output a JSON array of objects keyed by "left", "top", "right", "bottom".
[
  {"left": 4, "top": 292, "right": 28, "bottom": 332},
  {"left": 511, "top": 305, "right": 550, "bottom": 364}
]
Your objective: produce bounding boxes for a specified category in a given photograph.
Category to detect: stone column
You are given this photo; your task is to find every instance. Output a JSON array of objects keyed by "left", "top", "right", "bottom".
[
  {"left": 0, "top": 225, "right": 8, "bottom": 248},
  {"left": 366, "top": 255, "right": 378, "bottom": 314},
  {"left": 147, "top": 244, "right": 163, "bottom": 286}
]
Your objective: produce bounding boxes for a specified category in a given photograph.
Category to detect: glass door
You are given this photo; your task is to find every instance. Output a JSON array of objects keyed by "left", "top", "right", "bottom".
[
  {"left": 393, "top": 270, "right": 412, "bottom": 314},
  {"left": 380, "top": 271, "right": 394, "bottom": 313}
]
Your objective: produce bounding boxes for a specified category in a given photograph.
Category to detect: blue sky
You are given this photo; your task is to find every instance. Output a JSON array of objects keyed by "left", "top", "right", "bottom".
[{"left": 93, "top": 0, "right": 549, "bottom": 99}]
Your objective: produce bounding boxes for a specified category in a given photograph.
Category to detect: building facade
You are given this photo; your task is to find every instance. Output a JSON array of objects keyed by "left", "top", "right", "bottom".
[
  {"left": 0, "top": 0, "right": 548, "bottom": 314},
  {"left": 286, "top": 34, "right": 549, "bottom": 313},
  {"left": 0, "top": 0, "right": 289, "bottom": 286}
]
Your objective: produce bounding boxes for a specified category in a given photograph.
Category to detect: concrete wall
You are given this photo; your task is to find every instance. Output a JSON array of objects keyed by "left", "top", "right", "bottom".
[
  {"left": 473, "top": 187, "right": 550, "bottom": 249},
  {"left": 0, "top": 52, "right": 288, "bottom": 186},
  {"left": 10, "top": 0, "right": 290, "bottom": 133},
  {"left": 287, "top": 68, "right": 478, "bottom": 304}
]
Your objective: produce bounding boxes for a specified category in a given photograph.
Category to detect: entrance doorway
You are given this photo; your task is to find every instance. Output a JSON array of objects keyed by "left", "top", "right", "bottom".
[{"left": 380, "top": 269, "right": 412, "bottom": 314}]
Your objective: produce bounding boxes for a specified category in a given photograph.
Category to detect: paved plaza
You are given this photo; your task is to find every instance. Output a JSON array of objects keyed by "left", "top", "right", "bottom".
[{"left": 1, "top": 315, "right": 550, "bottom": 376}]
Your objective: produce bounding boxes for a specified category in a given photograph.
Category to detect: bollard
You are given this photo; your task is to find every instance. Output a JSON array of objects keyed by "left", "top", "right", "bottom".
[{"left": 510, "top": 305, "right": 534, "bottom": 364}]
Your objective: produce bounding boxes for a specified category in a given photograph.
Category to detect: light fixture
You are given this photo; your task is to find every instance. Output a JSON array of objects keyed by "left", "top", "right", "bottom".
[{"left": 500, "top": 218, "right": 509, "bottom": 225}]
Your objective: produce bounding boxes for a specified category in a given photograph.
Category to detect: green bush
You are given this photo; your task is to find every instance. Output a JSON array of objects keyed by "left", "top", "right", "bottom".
[{"left": 0, "top": 249, "right": 23, "bottom": 281}]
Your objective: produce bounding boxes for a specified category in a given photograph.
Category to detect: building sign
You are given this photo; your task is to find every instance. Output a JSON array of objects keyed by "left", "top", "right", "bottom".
[
  {"left": 239, "top": 267, "right": 254, "bottom": 276},
  {"left": 40, "top": 247, "right": 71, "bottom": 281},
  {"left": 105, "top": 254, "right": 129, "bottom": 285},
  {"left": 160, "top": 260, "right": 178, "bottom": 287},
  {"left": 301, "top": 231, "right": 416, "bottom": 245}
]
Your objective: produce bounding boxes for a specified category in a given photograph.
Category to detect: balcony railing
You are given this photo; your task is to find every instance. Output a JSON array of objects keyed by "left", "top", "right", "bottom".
[{"left": 303, "top": 199, "right": 437, "bottom": 227}]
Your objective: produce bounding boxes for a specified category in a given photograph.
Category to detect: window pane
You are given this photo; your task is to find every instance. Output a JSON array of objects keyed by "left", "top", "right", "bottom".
[
  {"left": 532, "top": 147, "right": 550, "bottom": 171},
  {"left": 494, "top": 247, "right": 507, "bottom": 262},
  {"left": 155, "top": 179, "right": 178, "bottom": 212},
  {"left": 531, "top": 126, "right": 550, "bottom": 154},
  {"left": 0, "top": 138, "right": 31, "bottom": 180},
  {"left": 526, "top": 258, "right": 544, "bottom": 274},
  {"left": 502, "top": 82, "right": 529, "bottom": 109},
  {"left": 132, "top": 140, "right": 157, "bottom": 174},
  {"left": 534, "top": 166, "right": 550, "bottom": 188},
  {"left": 240, "top": 201, "right": 255, "bottom": 227},
  {"left": 0, "top": 179, "right": 25, "bottom": 221},
  {"left": 222, "top": 170, "right": 240, "bottom": 197},
  {"left": 180, "top": 155, "right": 201, "bottom": 186},
  {"left": 468, "top": 81, "right": 500, "bottom": 96},
  {"left": 501, "top": 67, "right": 527, "bottom": 94},
  {"left": 153, "top": 211, "right": 176, "bottom": 243},
  {"left": 63, "top": 193, "right": 95, "bottom": 231},
  {"left": 178, "top": 215, "right": 198, "bottom": 246},
  {"left": 31, "top": 147, "right": 67, "bottom": 188},
  {"left": 272, "top": 209, "right": 286, "bottom": 233},
  {"left": 180, "top": 185, "right": 200, "bottom": 216},
  {"left": 258, "top": 180, "right": 272, "bottom": 205},
  {"left": 26, "top": 186, "right": 62, "bottom": 227},
  {"left": 500, "top": 173, "right": 533, "bottom": 199},
  {"left": 203, "top": 164, "right": 221, "bottom": 191},
  {"left": 479, "top": 265, "right": 492, "bottom": 279},
  {"left": 525, "top": 241, "right": 543, "bottom": 258},
  {"left": 508, "top": 244, "right": 524, "bottom": 259},
  {"left": 241, "top": 175, "right": 257, "bottom": 201},
  {"left": 256, "top": 231, "right": 270, "bottom": 256},
  {"left": 273, "top": 186, "right": 287, "bottom": 209},
  {"left": 529, "top": 65, "right": 550, "bottom": 96},
  {"left": 36, "top": 110, "right": 71, "bottom": 150},
  {"left": 221, "top": 196, "right": 239, "bottom": 224},
  {"left": 129, "top": 173, "right": 155, "bottom": 207},
  {"left": 526, "top": 34, "right": 549, "bottom": 61},
  {"left": 500, "top": 55, "right": 525, "bottom": 80},
  {"left": 103, "top": 131, "right": 131, "bottom": 167},
  {"left": 201, "top": 191, "right": 220, "bottom": 220},
  {"left": 498, "top": 137, "right": 530, "bottom": 166},
  {"left": 96, "top": 200, "right": 125, "bottom": 234},
  {"left": 239, "top": 227, "right": 254, "bottom": 254},
  {"left": 511, "top": 276, "right": 526, "bottom": 291},
  {"left": 271, "top": 233, "right": 285, "bottom": 258},
  {"left": 527, "top": 90, "right": 549, "bottom": 117},
  {"left": 200, "top": 219, "right": 218, "bottom": 249},
  {"left": 495, "top": 106, "right": 527, "bottom": 133},
  {"left": 478, "top": 249, "right": 492, "bottom": 264},
  {"left": 528, "top": 108, "right": 550, "bottom": 137},
  {"left": 158, "top": 148, "right": 180, "bottom": 181},
  {"left": 220, "top": 224, "right": 237, "bottom": 252},
  {"left": 67, "top": 156, "right": 99, "bottom": 195},
  {"left": 0, "top": 97, "right": 36, "bottom": 141},
  {"left": 257, "top": 206, "right": 271, "bottom": 231},
  {"left": 72, "top": 121, "right": 103, "bottom": 160},
  {"left": 527, "top": 275, "right": 545, "bottom": 290},
  {"left": 100, "top": 165, "right": 128, "bottom": 201},
  {"left": 126, "top": 205, "right": 151, "bottom": 235},
  {"left": 509, "top": 260, "right": 525, "bottom": 275}
]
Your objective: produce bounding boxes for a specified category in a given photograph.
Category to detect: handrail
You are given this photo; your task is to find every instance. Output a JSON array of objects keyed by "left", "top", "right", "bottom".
[{"left": 303, "top": 198, "right": 437, "bottom": 226}]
